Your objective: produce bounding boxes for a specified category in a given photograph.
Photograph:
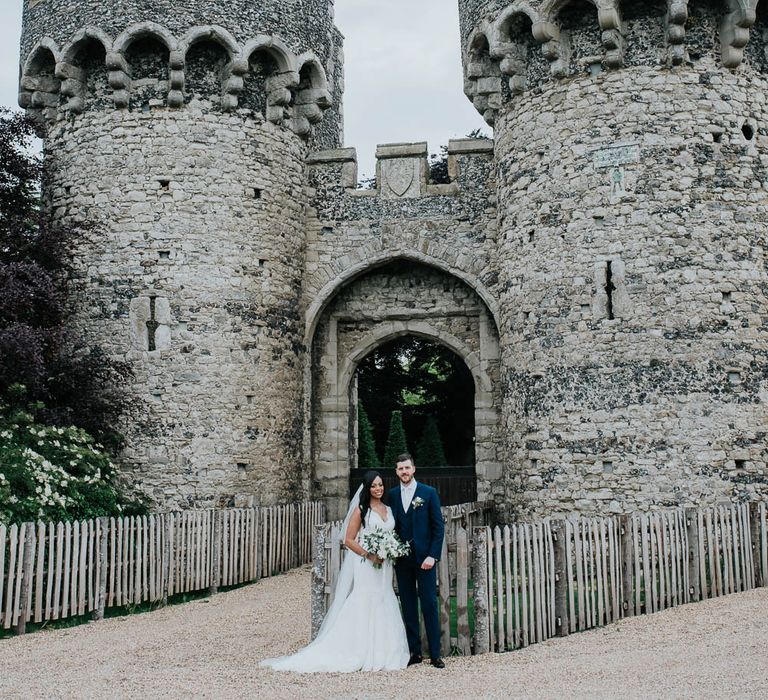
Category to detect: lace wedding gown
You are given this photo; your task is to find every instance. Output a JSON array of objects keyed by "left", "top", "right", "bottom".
[{"left": 261, "top": 506, "right": 410, "bottom": 673}]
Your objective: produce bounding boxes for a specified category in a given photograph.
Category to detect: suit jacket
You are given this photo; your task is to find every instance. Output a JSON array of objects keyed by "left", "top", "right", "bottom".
[{"left": 389, "top": 482, "right": 445, "bottom": 564}]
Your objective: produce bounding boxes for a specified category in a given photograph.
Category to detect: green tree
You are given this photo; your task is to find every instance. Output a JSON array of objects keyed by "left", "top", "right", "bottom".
[
  {"left": 357, "top": 402, "right": 380, "bottom": 470},
  {"left": 415, "top": 416, "right": 447, "bottom": 467},
  {"left": 428, "top": 128, "right": 490, "bottom": 184},
  {"left": 0, "top": 109, "right": 134, "bottom": 450},
  {"left": 357, "top": 328, "right": 476, "bottom": 467},
  {"left": 382, "top": 410, "right": 409, "bottom": 470},
  {"left": 0, "top": 110, "right": 144, "bottom": 522}
]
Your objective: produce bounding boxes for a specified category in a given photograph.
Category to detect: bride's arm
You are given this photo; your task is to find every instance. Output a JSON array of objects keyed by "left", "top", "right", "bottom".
[{"left": 344, "top": 509, "right": 378, "bottom": 562}]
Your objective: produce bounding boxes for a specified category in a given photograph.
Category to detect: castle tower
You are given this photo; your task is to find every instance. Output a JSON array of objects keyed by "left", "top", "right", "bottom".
[
  {"left": 459, "top": 0, "right": 768, "bottom": 515},
  {"left": 19, "top": 1, "right": 344, "bottom": 507}
]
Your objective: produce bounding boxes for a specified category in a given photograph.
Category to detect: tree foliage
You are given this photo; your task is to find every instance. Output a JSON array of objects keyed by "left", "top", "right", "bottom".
[
  {"left": 0, "top": 109, "right": 135, "bottom": 451},
  {"left": 0, "top": 110, "right": 142, "bottom": 522},
  {"left": 428, "top": 128, "right": 489, "bottom": 185},
  {"left": 356, "top": 402, "right": 380, "bottom": 470},
  {"left": 0, "top": 388, "right": 147, "bottom": 525},
  {"left": 382, "top": 410, "right": 409, "bottom": 470},
  {"left": 415, "top": 415, "right": 447, "bottom": 467},
  {"left": 358, "top": 336, "right": 475, "bottom": 467}
]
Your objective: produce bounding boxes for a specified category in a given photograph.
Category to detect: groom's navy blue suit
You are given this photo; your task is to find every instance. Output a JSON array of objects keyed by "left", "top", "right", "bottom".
[{"left": 389, "top": 481, "right": 445, "bottom": 659}]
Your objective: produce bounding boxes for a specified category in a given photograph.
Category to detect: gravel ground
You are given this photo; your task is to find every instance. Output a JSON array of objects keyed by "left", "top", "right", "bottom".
[{"left": 1, "top": 566, "right": 766, "bottom": 699}]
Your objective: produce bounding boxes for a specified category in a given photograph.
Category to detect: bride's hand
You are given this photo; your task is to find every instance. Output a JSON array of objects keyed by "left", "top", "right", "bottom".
[{"left": 368, "top": 553, "right": 384, "bottom": 566}]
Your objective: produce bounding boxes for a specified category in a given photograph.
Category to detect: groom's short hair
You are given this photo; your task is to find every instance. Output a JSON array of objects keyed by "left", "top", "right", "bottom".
[{"left": 396, "top": 453, "right": 414, "bottom": 465}]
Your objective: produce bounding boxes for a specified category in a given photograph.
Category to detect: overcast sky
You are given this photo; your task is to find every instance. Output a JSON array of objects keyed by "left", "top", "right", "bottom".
[{"left": 0, "top": 0, "right": 487, "bottom": 178}]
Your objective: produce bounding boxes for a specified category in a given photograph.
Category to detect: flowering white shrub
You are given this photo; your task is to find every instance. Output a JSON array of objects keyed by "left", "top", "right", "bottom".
[{"left": 0, "top": 401, "right": 146, "bottom": 525}]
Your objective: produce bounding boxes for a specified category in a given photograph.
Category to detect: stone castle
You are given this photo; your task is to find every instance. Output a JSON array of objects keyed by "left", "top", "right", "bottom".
[{"left": 18, "top": 0, "right": 768, "bottom": 519}]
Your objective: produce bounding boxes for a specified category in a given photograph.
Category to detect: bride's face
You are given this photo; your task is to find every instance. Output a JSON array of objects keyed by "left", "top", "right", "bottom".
[{"left": 370, "top": 476, "right": 384, "bottom": 500}]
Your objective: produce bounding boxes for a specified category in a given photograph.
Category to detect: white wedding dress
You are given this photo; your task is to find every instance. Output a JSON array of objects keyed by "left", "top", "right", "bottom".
[{"left": 261, "top": 505, "right": 410, "bottom": 673}]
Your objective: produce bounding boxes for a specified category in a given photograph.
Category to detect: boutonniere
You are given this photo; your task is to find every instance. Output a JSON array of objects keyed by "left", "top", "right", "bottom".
[{"left": 412, "top": 496, "right": 425, "bottom": 509}]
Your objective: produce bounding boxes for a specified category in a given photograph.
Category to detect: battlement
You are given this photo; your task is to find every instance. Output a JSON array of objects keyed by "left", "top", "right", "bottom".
[
  {"left": 307, "top": 138, "right": 495, "bottom": 198},
  {"left": 19, "top": 1, "right": 343, "bottom": 146},
  {"left": 459, "top": 0, "right": 764, "bottom": 124}
]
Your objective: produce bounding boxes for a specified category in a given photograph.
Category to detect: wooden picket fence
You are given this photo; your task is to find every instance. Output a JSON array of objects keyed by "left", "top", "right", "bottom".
[
  {"left": 310, "top": 501, "right": 494, "bottom": 656},
  {"left": 0, "top": 501, "right": 325, "bottom": 635},
  {"left": 474, "top": 502, "right": 768, "bottom": 654}
]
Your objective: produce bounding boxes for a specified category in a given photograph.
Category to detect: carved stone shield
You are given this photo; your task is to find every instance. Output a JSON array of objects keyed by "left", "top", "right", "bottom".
[{"left": 384, "top": 160, "right": 415, "bottom": 197}]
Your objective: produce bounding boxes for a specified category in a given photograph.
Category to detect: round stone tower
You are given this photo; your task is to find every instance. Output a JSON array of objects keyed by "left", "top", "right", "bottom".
[
  {"left": 459, "top": 0, "right": 768, "bottom": 516},
  {"left": 19, "top": 0, "right": 343, "bottom": 507}
]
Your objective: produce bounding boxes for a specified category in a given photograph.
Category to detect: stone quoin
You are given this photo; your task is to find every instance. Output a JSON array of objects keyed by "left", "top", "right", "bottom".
[{"left": 17, "top": 0, "right": 768, "bottom": 520}]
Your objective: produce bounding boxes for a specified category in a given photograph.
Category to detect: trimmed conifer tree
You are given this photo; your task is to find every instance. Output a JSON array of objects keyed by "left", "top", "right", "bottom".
[
  {"left": 357, "top": 402, "right": 380, "bottom": 470},
  {"left": 416, "top": 415, "right": 447, "bottom": 467},
  {"left": 382, "top": 410, "right": 409, "bottom": 469}
]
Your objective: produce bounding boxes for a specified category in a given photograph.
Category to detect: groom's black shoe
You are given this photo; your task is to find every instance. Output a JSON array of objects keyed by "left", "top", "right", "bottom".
[
  {"left": 430, "top": 657, "right": 445, "bottom": 669},
  {"left": 407, "top": 654, "right": 422, "bottom": 667}
]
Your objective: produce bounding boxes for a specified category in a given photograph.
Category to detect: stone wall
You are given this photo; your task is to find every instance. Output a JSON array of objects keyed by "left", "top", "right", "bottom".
[
  {"left": 303, "top": 140, "right": 500, "bottom": 312},
  {"left": 461, "top": 0, "right": 768, "bottom": 518},
  {"left": 21, "top": 0, "right": 339, "bottom": 64},
  {"left": 20, "top": 1, "right": 342, "bottom": 150},
  {"left": 304, "top": 140, "right": 504, "bottom": 518},
  {"left": 19, "top": 0, "right": 343, "bottom": 509},
  {"left": 495, "top": 64, "right": 768, "bottom": 517},
  {"left": 16, "top": 0, "right": 768, "bottom": 520},
  {"left": 46, "top": 108, "right": 310, "bottom": 510}
]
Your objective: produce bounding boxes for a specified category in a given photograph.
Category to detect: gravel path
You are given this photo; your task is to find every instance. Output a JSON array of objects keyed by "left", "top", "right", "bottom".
[{"left": 1, "top": 567, "right": 766, "bottom": 699}]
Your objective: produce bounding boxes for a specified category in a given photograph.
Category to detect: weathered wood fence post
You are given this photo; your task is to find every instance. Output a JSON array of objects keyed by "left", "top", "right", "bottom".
[
  {"left": 749, "top": 503, "right": 763, "bottom": 588},
  {"left": 686, "top": 508, "right": 701, "bottom": 602},
  {"left": 15, "top": 522, "right": 35, "bottom": 635},
  {"left": 210, "top": 510, "right": 222, "bottom": 596},
  {"left": 162, "top": 513, "right": 171, "bottom": 605},
  {"left": 253, "top": 506, "right": 262, "bottom": 580},
  {"left": 310, "top": 523, "right": 327, "bottom": 640},
  {"left": 761, "top": 502, "right": 768, "bottom": 588},
  {"left": 620, "top": 515, "right": 635, "bottom": 617},
  {"left": 472, "top": 526, "right": 491, "bottom": 655},
  {"left": 552, "top": 521, "right": 569, "bottom": 637},
  {"left": 94, "top": 516, "right": 109, "bottom": 620},
  {"left": 292, "top": 503, "right": 301, "bottom": 569},
  {"left": 455, "top": 525, "right": 471, "bottom": 655}
]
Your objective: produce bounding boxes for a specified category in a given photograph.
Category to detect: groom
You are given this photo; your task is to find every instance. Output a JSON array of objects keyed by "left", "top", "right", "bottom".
[{"left": 389, "top": 453, "right": 445, "bottom": 668}]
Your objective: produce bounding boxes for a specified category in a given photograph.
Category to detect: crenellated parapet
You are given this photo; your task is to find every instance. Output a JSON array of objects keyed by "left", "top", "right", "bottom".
[
  {"left": 459, "top": 0, "right": 762, "bottom": 124},
  {"left": 19, "top": 3, "right": 339, "bottom": 142},
  {"left": 307, "top": 138, "right": 495, "bottom": 199}
]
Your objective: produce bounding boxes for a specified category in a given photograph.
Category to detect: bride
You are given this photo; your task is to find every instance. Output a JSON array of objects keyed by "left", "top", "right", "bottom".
[{"left": 261, "top": 471, "right": 411, "bottom": 673}]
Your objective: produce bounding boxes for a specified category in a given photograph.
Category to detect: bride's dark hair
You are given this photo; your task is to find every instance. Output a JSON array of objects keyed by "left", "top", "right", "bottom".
[{"left": 358, "top": 470, "right": 384, "bottom": 524}]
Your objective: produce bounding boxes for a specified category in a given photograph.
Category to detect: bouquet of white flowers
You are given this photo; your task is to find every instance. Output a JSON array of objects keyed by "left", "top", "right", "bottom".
[{"left": 360, "top": 529, "right": 411, "bottom": 568}]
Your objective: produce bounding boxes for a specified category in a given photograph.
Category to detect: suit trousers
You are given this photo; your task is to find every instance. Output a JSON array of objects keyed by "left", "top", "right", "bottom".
[{"left": 395, "top": 555, "right": 440, "bottom": 659}]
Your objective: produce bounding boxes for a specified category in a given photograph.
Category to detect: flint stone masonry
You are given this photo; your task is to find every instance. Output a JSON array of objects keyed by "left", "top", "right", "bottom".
[
  {"left": 20, "top": 0, "right": 342, "bottom": 149},
  {"left": 21, "top": 0, "right": 339, "bottom": 62},
  {"left": 49, "top": 108, "right": 309, "bottom": 509},
  {"left": 460, "top": 0, "right": 768, "bottom": 519},
  {"left": 311, "top": 261, "right": 503, "bottom": 519},
  {"left": 17, "top": 0, "right": 768, "bottom": 520}
]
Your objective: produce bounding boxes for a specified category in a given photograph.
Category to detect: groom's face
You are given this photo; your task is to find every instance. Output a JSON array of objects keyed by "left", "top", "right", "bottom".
[{"left": 395, "top": 459, "right": 415, "bottom": 485}]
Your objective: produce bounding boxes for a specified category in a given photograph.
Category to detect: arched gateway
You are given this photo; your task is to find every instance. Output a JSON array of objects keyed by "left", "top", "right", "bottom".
[{"left": 309, "top": 259, "right": 503, "bottom": 519}]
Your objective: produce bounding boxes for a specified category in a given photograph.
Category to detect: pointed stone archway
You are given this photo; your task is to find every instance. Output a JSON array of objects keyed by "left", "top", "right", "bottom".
[{"left": 308, "top": 260, "right": 502, "bottom": 519}]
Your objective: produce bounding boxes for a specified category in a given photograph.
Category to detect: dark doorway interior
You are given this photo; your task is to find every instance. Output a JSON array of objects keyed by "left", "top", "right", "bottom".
[{"left": 352, "top": 335, "right": 476, "bottom": 506}]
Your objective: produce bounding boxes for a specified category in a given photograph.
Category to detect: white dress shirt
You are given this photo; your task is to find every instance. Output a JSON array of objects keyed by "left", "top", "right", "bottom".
[{"left": 400, "top": 479, "right": 418, "bottom": 512}]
